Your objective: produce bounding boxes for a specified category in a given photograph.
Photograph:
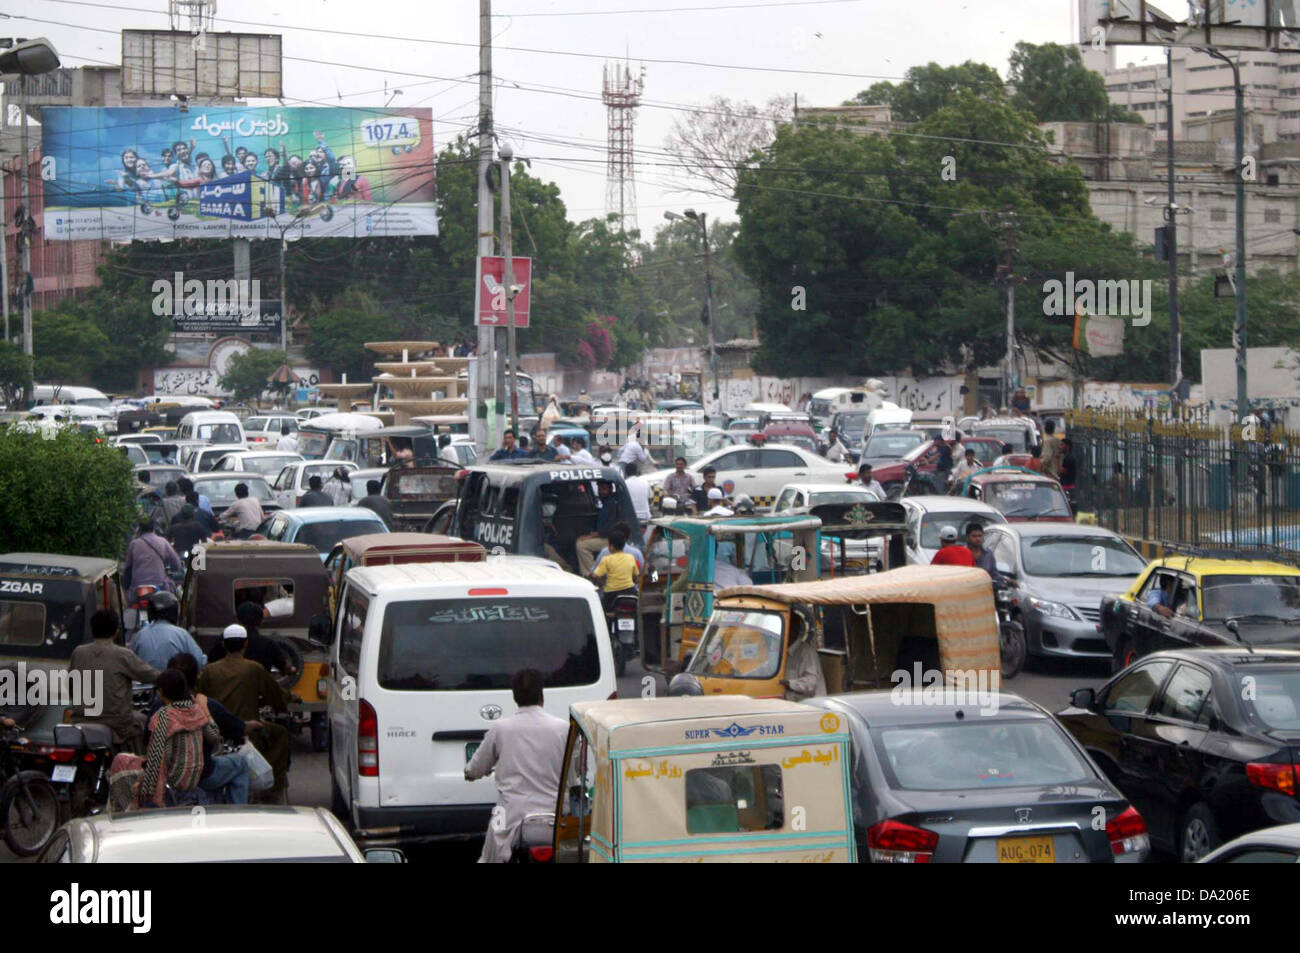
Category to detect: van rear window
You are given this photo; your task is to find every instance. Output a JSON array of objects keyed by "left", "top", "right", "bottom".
[{"left": 377, "top": 597, "right": 599, "bottom": 691}]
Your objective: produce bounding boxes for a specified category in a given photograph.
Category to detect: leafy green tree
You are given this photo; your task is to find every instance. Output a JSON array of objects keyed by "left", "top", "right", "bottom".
[
  {"left": 639, "top": 218, "right": 755, "bottom": 344},
  {"left": 31, "top": 308, "right": 110, "bottom": 389},
  {"left": 0, "top": 428, "right": 136, "bottom": 558},
  {"left": 0, "top": 342, "right": 33, "bottom": 408},
  {"left": 1009, "top": 42, "right": 1143, "bottom": 124},
  {"left": 219, "top": 348, "right": 288, "bottom": 402},
  {"left": 304, "top": 287, "right": 399, "bottom": 381},
  {"left": 848, "top": 61, "right": 1007, "bottom": 121}
]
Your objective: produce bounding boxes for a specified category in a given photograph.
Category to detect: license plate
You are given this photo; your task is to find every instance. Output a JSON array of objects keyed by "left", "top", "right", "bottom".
[
  {"left": 996, "top": 835, "right": 1055, "bottom": 863},
  {"left": 51, "top": 765, "right": 77, "bottom": 784},
  {"left": 617, "top": 618, "right": 635, "bottom": 631},
  {"left": 465, "top": 742, "right": 480, "bottom": 762}
]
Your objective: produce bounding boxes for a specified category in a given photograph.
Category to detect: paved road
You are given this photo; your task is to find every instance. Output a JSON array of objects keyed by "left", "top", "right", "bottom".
[{"left": 2, "top": 651, "right": 1113, "bottom": 863}]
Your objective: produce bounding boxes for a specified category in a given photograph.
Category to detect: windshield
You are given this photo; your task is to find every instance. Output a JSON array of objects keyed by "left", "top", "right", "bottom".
[
  {"left": 1020, "top": 536, "right": 1147, "bottom": 577},
  {"left": 835, "top": 413, "right": 870, "bottom": 444},
  {"left": 688, "top": 610, "right": 785, "bottom": 680},
  {"left": 297, "top": 431, "right": 331, "bottom": 459},
  {"left": 863, "top": 431, "right": 926, "bottom": 461},
  {"left": 1241, "top": 670, "right": 1300, "bottom": 730},
  {"left": 919, "top": 511, "right": 999, "bottom": 549},
  {"left": 810, "top": 490, "right": 877, "bottom": 506},
  {"left": 77, "top": 398, "right": 112, "bottom": 410},
  {"left": 142, "top": 445, "right": 177, "bottom": 463},
  {"left": 294, "top": 518, "right": 386, "bottom": 554},
  {"left": 975, "top": 427, "right": 1030, "bottom": 453},
  {"left": 875, "top": 720, "right": 1092, "bottom": 791},
  {"left": 377, "top": 597, "right": 599, "bottom": 690},
  {"left": 196, "top": 478, "right": 270, "bottom": 501},
  {"left": 808, "top": 399, "right": 833, "bottom": 418},
  {"left": 1202, "top": 575, "right": 1300, "bottom": 622},
  {"left": 983, "top": 482, "right": 1071, "bottom": 518},
  {"left": 198, "top": 423, "right": 241, "bottom": 444},
  {"left": 324, "top": 438, "right": 360, "bottom": 463},
  {"left": 242, "top": 454, "right": 298, "bottom": 477}
]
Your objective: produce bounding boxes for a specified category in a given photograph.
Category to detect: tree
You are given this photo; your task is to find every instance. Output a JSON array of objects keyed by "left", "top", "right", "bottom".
[
  {"left": 848, "top": 61, "right": 1007, "bottom": 121},
  {"left": 0, "top": 342, "right": 33, "bottom": 408},
  {"left": 663, "top": 95, "right": 792, "bottom": 199},
  {"left": 219, "top": 348, "right": 288, "bottom": 402},
  {"left": 638, "top": 218, "right": 756, "bottom": 344},
  {"left": 304, "top": 287, "right": 399, "bottom": 381},
  {"left": 0, "top": 428, "right": 136, "bottom": 558},
  {"left": 31, "top": 308, "right": 110, "bottom": 389},
  {"left": 1009, "top": 42, "right": 1144, "bottom": 124}
]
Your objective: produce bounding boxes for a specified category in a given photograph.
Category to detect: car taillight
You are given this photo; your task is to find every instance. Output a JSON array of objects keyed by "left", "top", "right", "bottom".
[
  {"left": 358, "top": 699, "right": 379, "bottom": 777},
  {"left": 867, "top": 819, "right": 937, "bottom": 863},
  {"left": 529, "top": 846, "right": 554, "bottom": 862},
  {"left": 1106, "top": 805, "right": 1150, "bottom": 856},
  {"left": 1247, "top": 761, "right": 1298, "bottom": 796}
]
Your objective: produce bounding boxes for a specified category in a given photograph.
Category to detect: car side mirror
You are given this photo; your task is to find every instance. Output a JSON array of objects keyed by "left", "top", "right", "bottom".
[
  {"left": 1070, "top": 688, "right": 1097, "bottom": 711},
  {"left": 363, "top": 848, "right": 407, "bottom": 863},
  {"left": 308, "top": 614, "right": 333, "bottom": 647}
]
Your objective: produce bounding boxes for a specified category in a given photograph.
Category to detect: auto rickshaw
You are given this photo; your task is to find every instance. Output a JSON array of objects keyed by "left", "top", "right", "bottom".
[
  {"left": 684, "top": 565, "right": 1002, "bottom": 700},
  {"left": 324, "top": 532, "right": 486, "bottom": 615},
  {"left": 0, "top": 554, "right": 124, "bottom": 741},
  {"left": 177, "top": 541, "right": 333, "bottom": 749},
  {"left": 552, "top": 696, "right": 856, "bottom": 863},
  {"left": 638, "top": 514, "right": 822, "bottom": 674},
  {"left": 382, "top": 464, "right": 464, "bottom": 532}
]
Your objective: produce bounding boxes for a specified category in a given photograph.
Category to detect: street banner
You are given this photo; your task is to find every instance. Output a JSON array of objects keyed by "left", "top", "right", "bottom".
[
  {"left": 476, "top": 256, "right": 532, "bottom": 327},
  {"left": 40, "top": 106, "right": 436, "bottom": 240},
  {"left": 1073, "top": 308, "right": 1125, "bottom": 358}
]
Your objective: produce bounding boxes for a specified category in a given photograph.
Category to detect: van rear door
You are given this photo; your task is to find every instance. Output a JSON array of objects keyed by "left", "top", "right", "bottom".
[{"left": 369, "top": 585, "right": 614, "bottom": 812}]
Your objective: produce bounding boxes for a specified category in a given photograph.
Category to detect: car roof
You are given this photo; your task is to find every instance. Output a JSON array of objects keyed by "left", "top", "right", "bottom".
[
  {"left": 968, "top": 469, "right": 1059, "bottom": 485},
  {"left": 239, "top": 450, "right": 302, "bottom": 458},
  {"left": 69, "top": 805, "right": 359, "bottom": 862},
  {"left": 1147, "top": 556, "right": 1300, "bottom": 577},
  {"left": 349, "top": 554, "right": 575, "bottom": 592},
  {"left": 280, "top": 506, "right": 387, "bottom": 523},
  {"left": 820, "top": 689, "right": 1044, "bottom": 725},
  {"left": 994, "top": 522, "right": 1125, "bottom": 539},
  {"left": 902, "top": 496, "right": 1004, "bottom": 515},
  {"left": 1135, "top": 647, "right": 1300, "bottom": 669},
  {"left": 781, "top": 483, "right": 872, "bottom": 495}
]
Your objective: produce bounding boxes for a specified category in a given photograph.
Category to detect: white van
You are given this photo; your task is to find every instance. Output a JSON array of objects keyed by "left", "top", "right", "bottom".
[
  {"left": 325, "top": 557, "right": 617, "bottom": 841},
  {"left": 32, "top": 384, "right": 111, "bottom": 410},
  {"left": 175, "top": 410, "right": 245, "bottom": 446},
  {"left": 864, "top": 403, "right": 913, "bottom": 438},
  {"left": 807, "top": 387, "right": 868, "bottom": 429}
]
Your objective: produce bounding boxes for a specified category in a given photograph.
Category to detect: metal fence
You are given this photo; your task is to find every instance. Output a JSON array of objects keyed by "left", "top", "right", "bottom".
[{"left": 1066, "top": 410, "right": 1300, "bottom": 565}]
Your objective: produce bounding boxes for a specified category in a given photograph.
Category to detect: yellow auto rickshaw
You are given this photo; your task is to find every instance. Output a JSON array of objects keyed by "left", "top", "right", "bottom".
[
  {"left": 553, "top": 696, "right": 856, "bottom": 863},
  {"left": 682, "top": 565, "right": 1002, "bottom": 700}
]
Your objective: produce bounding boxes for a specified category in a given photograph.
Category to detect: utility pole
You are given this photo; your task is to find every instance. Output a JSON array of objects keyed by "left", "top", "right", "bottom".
[
  {"left": 1, "top": 151, "right": 9, "bottom": 345},
  {"left": 994, "top": 207, "right": 1019, "bottom": 411},
  {"left": 473, "top": 0, "right": 497, "bottom": 452},
  {"left": 501, "top": 142, "right": 518, "bottom": 436},
  {"left": 697, "top": 213, "right": 718, "bottom": 407},
  {"left": 279, "top": 236, "right": 288, "bottom": 354},
  {"left": 1164, "top": 47, "right": 1182, "bottom": 395},
  {"left": 19, "top": 78, "right": 32, "bottom": 361}
]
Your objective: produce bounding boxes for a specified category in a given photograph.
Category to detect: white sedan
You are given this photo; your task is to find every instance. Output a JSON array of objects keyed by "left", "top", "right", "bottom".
[
  {"left": 212, "top": 450, "right": 305, "bottom": 479},
  {"left": 646, "top": 442, "right": 852, "bottom": 510}
]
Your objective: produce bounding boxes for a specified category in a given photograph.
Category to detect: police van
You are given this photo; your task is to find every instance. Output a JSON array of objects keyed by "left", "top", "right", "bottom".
[
  {"left": 427, "top": 462, "right": 641, "bottom": 565},
  {"left": 323, "top": 557, "right": 618, "bottom": 841}
]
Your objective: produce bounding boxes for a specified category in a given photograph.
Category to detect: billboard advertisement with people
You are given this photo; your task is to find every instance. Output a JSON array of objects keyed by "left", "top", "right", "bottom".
[{"left": 40, "top": 106, "right": 436, "bottom": 240}]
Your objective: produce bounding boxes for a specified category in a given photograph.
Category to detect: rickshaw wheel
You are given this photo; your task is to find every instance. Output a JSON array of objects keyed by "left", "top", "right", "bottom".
[
  {"left": 320, "top": 205, "right": 334, "bottom": 222},
  {"left": 140, "top": 203, "right": 151, "bottom": 214},
  {"left": 167, "top": 206, "right": 181, "bottom": 221}
]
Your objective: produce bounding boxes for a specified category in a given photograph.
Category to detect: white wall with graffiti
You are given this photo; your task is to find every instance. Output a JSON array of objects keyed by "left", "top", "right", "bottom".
[{"left": 153, "top": 337, "right": 319, "bottom": 398}]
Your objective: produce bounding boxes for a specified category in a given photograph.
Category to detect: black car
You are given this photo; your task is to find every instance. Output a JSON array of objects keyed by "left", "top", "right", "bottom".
[
  {"left": 804, "top": 691, "right": 1150, "bottom": 863},
  {"left": 1057, "top": 647, "right": 1300, "bottom": 862}
]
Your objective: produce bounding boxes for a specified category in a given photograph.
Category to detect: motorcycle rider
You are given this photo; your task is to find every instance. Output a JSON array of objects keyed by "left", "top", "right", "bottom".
[
  {"left": 130, "top": 591, "right": 208, "bottom": 671},
  {"left": 464, "top": 668, "right": 569, "bottom": 863},
  {"left": 123, "top": 517, "right": 184, "bottom": 596},
  {"left": 69, "top": 609, "right": 160, "bottom": 751}
]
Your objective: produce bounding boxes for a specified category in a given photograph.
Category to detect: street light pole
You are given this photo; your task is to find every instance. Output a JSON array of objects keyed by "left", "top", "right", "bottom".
[
  {"left": 19, "top": 77, "right": 31, "bottom": 359},
  {"left": 1164, "top": 47, "right": 1182, "bottom": 395},
  {"left": 1204, "top": 47, "right": 1249, "bottom": 419},
  {"left": 500, "top": 142, "right": 518, "bottom": 436},
  {"left": 665, "top": 209, "right": 719, "bottom": 413}
]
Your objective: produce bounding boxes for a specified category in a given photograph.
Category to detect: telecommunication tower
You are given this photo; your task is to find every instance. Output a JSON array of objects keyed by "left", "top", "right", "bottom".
[{"left": 602, "top": 61, "right": 645, "bottom": 235}]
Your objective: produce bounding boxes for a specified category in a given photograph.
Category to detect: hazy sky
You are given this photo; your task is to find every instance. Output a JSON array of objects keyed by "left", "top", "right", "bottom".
[{"left": 18, "top": 0, "right": 1077, "bottom": 232}]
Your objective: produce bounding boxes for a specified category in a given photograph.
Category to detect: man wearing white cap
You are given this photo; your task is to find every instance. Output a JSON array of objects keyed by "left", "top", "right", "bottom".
[
  {"left": 196, "top": 623, "right": 293, "bottom": 800},
  {"left": 930, "top": 525, "right": 975, "bottom": 567},
  {"left": 703, "top": 486, "right": 734, "bottom": 517}
]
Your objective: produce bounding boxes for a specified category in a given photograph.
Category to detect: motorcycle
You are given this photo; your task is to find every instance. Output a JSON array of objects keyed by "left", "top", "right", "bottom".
[
  {"left": 509, "top": 811, "right": 556, "bottom": 863},
  {"left": 47, "top": 722, "right": 116, "bottom": 819},
  {"left": 0, "top": 725, "right": 62, "bottom": 857},
  {"left": 995, "top": 580, "right": 1026, "bottom": 680},
  {"left": 606, "top": 593, "right": 639, "bottom": 678}
]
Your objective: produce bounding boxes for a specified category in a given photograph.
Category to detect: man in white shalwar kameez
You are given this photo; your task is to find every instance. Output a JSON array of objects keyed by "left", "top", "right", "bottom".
[{"left": 464, "top": 668, "right": 569, "bottom": 863}]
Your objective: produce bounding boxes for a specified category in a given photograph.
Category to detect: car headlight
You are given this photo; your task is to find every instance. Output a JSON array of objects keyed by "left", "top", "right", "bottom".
[{"left": 1028, "top": 597, "right": 1081, "bottom": 621}]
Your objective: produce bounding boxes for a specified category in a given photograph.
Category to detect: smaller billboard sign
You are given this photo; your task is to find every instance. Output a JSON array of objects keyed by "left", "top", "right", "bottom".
[
  {"left": 477, "top": 256, "right": 532, "bottom": 328},
  {"left": 171, "top": 302, "right": 282, "bottom": 334}
]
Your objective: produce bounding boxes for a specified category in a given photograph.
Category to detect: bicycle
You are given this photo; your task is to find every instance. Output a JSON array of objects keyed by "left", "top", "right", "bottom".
[{"left": 0, "top": 724, "right": 62, "bottom": 857}]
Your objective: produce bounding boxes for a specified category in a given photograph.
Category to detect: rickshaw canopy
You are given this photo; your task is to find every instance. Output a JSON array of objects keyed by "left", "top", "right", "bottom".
[
  {"left": 339, "top": 533, "right": 485, "bottom": 565},
  {"left": 186, "top": 541, "right": 330, "bottom": 631}
]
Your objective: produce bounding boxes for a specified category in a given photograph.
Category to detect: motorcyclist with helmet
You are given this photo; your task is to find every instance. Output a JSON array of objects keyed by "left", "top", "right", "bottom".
[{"left": 129, "top": 591, "right": 208, "bottom": 671}]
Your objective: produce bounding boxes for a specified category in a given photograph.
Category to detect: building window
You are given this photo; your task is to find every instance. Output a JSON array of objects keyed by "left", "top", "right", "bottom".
[
  {"left": 1211, "top": 208, "right": 1228, "bottom": 222},
  {"left": 1265, "top": 208, "right": 1282, "bottom": 223}
]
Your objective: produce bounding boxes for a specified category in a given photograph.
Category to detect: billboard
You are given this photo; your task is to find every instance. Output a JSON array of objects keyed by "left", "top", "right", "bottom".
[
  {"left": 1082, "top": 0, "right": 1300, "bottom": 50},
  {"left": 477, "top": 256, "right": 532, "bottom": 328},
  {"left": 40, "top": 106, "right": 437, "bottom": 240},
  {"left": 122, "top": 30, "right": 283, "bottom": 99}
]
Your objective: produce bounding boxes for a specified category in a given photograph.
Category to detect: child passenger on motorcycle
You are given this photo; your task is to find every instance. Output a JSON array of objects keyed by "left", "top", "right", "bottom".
[{"left": 589, "top": 528, "right": 638, "bottom": 612}]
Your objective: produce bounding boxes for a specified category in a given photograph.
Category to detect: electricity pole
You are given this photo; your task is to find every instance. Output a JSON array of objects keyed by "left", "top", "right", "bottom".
[
  {"left": 994, "top": 207, "right": 1019, "bottom": 411},
  {"left": 473, "top": 0, "right": 497, "bottom": 451},
  {"left": 1164, "top": 48, "right": 1182, "bottom": 395},
  {"left": 501, "top": 142, "right": 518, "bottom": 436}
]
